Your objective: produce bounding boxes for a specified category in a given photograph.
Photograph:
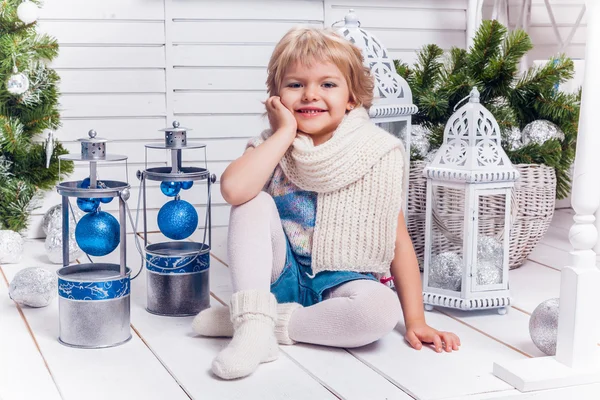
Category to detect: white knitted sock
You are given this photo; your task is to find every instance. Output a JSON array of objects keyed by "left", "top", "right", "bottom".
[
  {"left": 192, "top": 303, "right": 303, "bottom": 344},
  {"left": 192, "top": 306, "right": 234, "bottom": 337},
  {"left": 211, "top": 290, "right": 278, "bottom": 380},
  {"left": 274, "top": 303, "right": 303, "bottom": 345}
]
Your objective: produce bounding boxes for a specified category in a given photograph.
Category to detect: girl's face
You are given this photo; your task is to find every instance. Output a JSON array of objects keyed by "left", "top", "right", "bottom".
[{"left": 279, "top": 60, "right": 354, "bottom": 145}]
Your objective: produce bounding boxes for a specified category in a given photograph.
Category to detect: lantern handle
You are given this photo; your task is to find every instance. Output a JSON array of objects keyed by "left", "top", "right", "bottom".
[{"left": 453, "top": 87, "right": 480, "bottom": 111}]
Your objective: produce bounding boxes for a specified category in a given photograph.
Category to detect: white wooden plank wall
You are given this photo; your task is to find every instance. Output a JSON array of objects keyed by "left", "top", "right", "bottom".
[
  {"left": 482, "top": 0, "right": 587, "bottom": 63},
  {"left": 28, "top": 0, "right": 468, "bottom": 238}
]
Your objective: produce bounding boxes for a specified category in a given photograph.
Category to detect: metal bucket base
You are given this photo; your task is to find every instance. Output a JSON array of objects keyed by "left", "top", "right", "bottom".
[
  {"left": 146, "top": 270, "right": 210, "bottom": 316},
  {"left": 57, "top": 263, "right": 131, "bottom": 348},
  {"left": 58, "top": 334, "right": 132, "bottom": 349},
  {"left": 145, "top": 241, "right": 210, "bottom": 317}
]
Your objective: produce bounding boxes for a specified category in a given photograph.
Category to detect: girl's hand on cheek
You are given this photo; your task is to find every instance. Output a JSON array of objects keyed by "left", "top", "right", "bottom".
[{"left": 266, "top": 96, "right": 297, "bottom": 139}]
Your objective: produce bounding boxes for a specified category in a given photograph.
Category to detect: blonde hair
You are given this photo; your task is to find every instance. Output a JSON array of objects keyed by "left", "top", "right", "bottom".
[{"left": 266, "top": 27, "right": 374, "bottom": 109}]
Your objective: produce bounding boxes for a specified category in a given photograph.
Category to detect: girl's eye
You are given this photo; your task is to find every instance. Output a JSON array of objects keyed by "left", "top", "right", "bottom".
[
  {"left": 287, "top": 83, "right": 302, "bottom": 88},
  {"left": 322, "top": 82, "right": 337, "bottom": 88}
]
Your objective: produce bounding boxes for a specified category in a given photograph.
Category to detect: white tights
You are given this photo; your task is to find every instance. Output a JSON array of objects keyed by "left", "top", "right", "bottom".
[{"left": 228, "top": 192, "right": 401, "bottom": 348}]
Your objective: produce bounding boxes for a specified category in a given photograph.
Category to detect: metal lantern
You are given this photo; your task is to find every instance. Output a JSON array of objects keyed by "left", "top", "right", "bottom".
[
  {"left": 335, "top": 9, "right": 418, "bottom": 212},
  {"left": 56, "top": 130, "right": 132, "bottom": 348},
  {"left": 137, "top": 121, "right": 216, "bottom": 316},
  {"left": 422, "top": 88, "right": 519, "bottom": 314}
]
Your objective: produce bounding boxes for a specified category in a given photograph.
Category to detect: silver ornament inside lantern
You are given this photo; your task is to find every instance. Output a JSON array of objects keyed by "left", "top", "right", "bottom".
[
  {"left": 55, "top": 129, "right": 132, "bottom": 349},
  {"left": 335, "top": 9, "right": 417, "bottom": 215},
  {"left": 135, "top": 120, "right": 215, "bottom": 316},
  {"left": 422, "top": 87, "right": 519, "bottom": 314}
]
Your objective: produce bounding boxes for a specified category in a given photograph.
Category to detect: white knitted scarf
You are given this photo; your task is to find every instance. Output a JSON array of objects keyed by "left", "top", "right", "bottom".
[{"left": 260, "top": 107, "right": 405, "bottom": 275}]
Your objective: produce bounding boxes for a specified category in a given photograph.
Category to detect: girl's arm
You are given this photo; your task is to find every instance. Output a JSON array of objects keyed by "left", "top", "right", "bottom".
[
  {"left": 220, "top": 97, "right": 296, "bottom": 206},
  {"left": 390, "top": 210, "right": 461, "bottom": 352}
]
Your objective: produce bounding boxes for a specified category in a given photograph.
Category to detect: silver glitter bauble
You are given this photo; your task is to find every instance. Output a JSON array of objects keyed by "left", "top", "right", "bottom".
[
  {"left": 411, "top": 125, "right": 431, "bottom": 158},
  {"left": 504, "top": 126, "right": 524, "bottom": 151},
  {"left": 428, "top": 252, "right": 463, "bottom": 291},
  {"left": 476, "top": 260, "right": 503, "bottom": 285},
  {"left": 8, "top": 267, "right": 57, "bottom": 308},
  {"left": 521, "top": 120, "right": 565, "bottom": 146},
  {"left": 529, "top": 298, "right": 559, "bottom": 356},
  {"left": 477, "top": 235, "right": 504, "bottom": 265},
  {"left": 44, "top": 227, "right": 83, "bottom": 264},
  {"left": 0, "top": 230, "right": 24, "bottom": 264},
  {"left": 6, "top": 69, "right": 30, "bottom": 95},
  {"left": 42, "top": 204, "right": 83, "bottom": 236}
]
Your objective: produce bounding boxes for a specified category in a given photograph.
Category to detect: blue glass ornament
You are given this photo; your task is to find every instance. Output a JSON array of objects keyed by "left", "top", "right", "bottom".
[
  {"left": 160, "top": 181, "right": 181, "bottom": 197},
  {"left": 181, "top": 181, "right": 194, "bottom": 190},
  {"left": 100, "top": 196, "right": 113, "bottom": 204},
  {"left": 75, "top": 211, "right": 120, "bottom": 257},
  {"left": 157, "top": 199, "right": 198, "bottom": 240},
  {"left": 78, "top": 177, "right": 91, "bottom": 189},
  {"left": 77, "top": 197, "right": 100, "bottom": 213}
]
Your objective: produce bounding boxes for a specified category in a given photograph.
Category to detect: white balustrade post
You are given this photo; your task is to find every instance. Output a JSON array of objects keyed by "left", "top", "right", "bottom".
[
  {"left": 555, "top": 0, "right": 600, "bottom": 369},
  {"left": 492, "top": 1, "right": 600, "bottom": 392}
]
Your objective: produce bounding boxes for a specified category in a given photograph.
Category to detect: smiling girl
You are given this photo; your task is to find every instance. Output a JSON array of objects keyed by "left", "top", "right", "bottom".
[{"left": 193, "top": 27, "right": 460, "bottom": 380}]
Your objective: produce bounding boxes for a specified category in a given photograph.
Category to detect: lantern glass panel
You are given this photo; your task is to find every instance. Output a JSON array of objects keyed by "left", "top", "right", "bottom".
[
  {"left": 377, "top": 121, "right": 407, "bottom": 148},
  {"left": 427, "top": 183, "right": 465, "bottom": 293},
  {"left": 471, "top": 191, "right": 508, "bottom": 292}
]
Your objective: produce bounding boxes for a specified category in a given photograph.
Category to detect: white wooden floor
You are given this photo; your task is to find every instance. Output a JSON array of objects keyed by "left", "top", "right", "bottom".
[{"left": 2, "top": 208, "right": 600, "bottom": 400}]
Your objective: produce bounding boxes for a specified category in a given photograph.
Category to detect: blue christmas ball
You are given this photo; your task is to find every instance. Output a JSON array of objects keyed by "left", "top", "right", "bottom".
[
  {"left": 100, "top": 197, "right": 113, "bottom": 204},
  {"left": 160, "top": 181, "right": 181, "bottom": 197},
  {"left": 77, "top": 197, "right": 100, "bottom": 213},
  {"left": 79, "top": 177, "right": 90, "bottom": 189},
  {"left": 75, "top": 211, "right": 120, "bottom": 257},
  {"left": 157, "top": 199, "right": 198, "bottom": 240},
  {"left": 181, "top": 181, "right": 194, "bottom": 190}
]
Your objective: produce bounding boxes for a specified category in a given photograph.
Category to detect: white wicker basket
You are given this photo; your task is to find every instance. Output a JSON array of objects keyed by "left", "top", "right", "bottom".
[{"left": 407, "top": 161, "right": 556, "bottom": 270}]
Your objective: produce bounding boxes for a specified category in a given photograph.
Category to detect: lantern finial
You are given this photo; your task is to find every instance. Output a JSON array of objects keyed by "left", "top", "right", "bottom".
[
  {"left": 469, "top": 87, "right": 480, "bottom": 103},
  {"left": 344, "top": 9, "right": 360, "bottom": 27}
]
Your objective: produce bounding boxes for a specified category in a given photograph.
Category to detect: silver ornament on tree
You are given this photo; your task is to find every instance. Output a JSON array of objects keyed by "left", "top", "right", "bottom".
[
  {"left": 504, "top": 126, "right": 524, "bottom": 151},
  {"left": 521, "top": 120, "right": 565, "bottom": 146},
  {"left": 424, "top": 149, "right": 437, "bottom": 163},
  {"left": 0, "top": 230, "right": 24, "bottom": 264},
  {"left": 8, "top": 267, "right": 57, "bottom": 308},
  {"left": 529, "top": 298, "right": 559, "bottom": 356},
  {"left": 428, "top": 251, "right": 463, "bottom": 291},
  {"left": 45, "top": 226, "right": 83, "bottom": 264},
  {"left": 45, "top": 130, "right": 55, "bottom": 168},
  {"left": 411, "top": 124, "right": 431, "bottom": 158},
  {"left": 17, "top": 1, "right": 39, "bottom": 24},
  {"left": 42, "top": 203, "right": 83, "bottom": 236},
  {"left": 6, "top": 65, "right": 30, "bottom": 96}
]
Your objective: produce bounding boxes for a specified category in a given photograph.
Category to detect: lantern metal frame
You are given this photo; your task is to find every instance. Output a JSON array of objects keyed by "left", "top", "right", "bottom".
[
  {"left": 335, "top": 9, "right": 417, "bottom": 213},
  {"left": 57, "top": 129, "right": 130, "bottom": 275},
  {"left": 55, "top": 130, "right": 132, "bottom": 348},
  {"left": 422, "top": 88, "right": 520, "bottom": 314},
  {"left": 136, "top": 121, "right": 216, "bottom": 316}
]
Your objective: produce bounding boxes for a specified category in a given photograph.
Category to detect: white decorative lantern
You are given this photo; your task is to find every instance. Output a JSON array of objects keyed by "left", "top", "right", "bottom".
[
  {"left": 422, "top": 87, "right": 519, "bottom": 314},
  {"left": 335, "top": 9, "right": 418, "bottom": 213}
]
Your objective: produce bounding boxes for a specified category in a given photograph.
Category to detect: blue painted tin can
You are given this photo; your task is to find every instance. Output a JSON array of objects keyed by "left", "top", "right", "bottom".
[
  {"left": 57, "top": 263, "right": 131, "bottom": 348},
  {"left": 145, "top": 241, "right": 210, "bottom": 316}
]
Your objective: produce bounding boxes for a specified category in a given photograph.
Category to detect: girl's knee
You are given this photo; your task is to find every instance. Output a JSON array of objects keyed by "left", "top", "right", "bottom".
[
  {"left": 230, "top": 191, "right": 276, "bottom": 218},
  {"left": 349, "top": 284, "right": 401, "bottom": 348}
]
